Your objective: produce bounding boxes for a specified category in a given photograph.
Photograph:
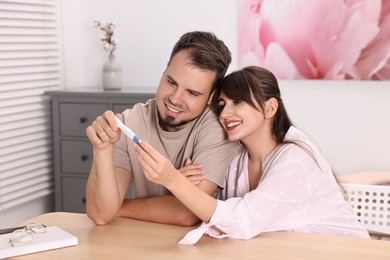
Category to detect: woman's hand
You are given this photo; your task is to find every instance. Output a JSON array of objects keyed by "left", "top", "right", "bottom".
[
  {"left": 179, "top": 159, "right": 205, "bottom": 186},
  {"left": 136, "top": 140, "right": 217, "bottom": 224},
  {"left": 135, "top": 140, "right": 180, "bottom": 188}
]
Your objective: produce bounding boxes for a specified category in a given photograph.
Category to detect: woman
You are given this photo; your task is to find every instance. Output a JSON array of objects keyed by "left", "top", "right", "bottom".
[{"left": 135, "top": 66, "right": 370, "bottom": 245}]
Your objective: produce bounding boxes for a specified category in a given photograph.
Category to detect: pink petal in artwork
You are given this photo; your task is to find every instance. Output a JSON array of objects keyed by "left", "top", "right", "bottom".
[{"left": 238, "top": 0, "right": 390, "bottom": 80}]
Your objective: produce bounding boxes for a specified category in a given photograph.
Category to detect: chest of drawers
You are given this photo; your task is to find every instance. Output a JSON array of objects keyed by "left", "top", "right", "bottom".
[{"left": 46, "top": 89, "right": 154, "bottom": 212}]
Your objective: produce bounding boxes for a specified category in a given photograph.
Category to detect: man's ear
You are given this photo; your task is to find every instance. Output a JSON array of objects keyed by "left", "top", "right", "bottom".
[
  {"left": 207, "top": 90, "right": 215, "bottom": 105},
  {"left": 264, "top": 98, "right": 278, "bottom": 118}
]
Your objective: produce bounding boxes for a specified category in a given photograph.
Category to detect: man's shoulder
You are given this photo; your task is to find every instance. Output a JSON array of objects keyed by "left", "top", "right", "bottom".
[
  {"left": 133, "top": 98, "right": 156, "bottom": 110},
  {"left": 194, "top": 106, "right": 219, "bottom": 125},
  {"left": 121, "top": 99, "right": 157, "bottom": 132},
  {"left": 123, "top": 98, "right": 155, "bottom": 116}
]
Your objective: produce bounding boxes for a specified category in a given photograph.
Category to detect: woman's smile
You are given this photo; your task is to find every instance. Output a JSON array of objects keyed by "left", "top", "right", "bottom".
[{"left": 225, "top": 120, "right": 242, "bottom": 131}]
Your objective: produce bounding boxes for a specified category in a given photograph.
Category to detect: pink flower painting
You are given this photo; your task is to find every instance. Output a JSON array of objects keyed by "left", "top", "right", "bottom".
[{"left": 238, "top": 0, "right": 390, "bottom": 80}]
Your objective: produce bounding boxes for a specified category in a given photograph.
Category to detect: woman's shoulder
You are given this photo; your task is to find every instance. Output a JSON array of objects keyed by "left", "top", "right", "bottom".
[
  {"left": 263, "top": 127, "right": 319, "bottom": 170},
  {"left": 280, "top": 126, "right": 317, "bottom": 157},
  {"left": 266, "top": 126, "right": 332, "bottom": 178}
]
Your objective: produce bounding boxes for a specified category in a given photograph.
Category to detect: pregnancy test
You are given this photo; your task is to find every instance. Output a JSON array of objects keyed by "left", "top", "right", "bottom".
[{"left": 115, "top": 117, "right": 140, "bottom": 144}]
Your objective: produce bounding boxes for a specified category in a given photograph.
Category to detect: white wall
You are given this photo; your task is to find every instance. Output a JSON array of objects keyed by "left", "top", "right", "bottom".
[
  {"left": 279, "top": 80, "right": 390, "bottom": 174},
  {"left": 60, "top": 0, "right": 238, "bottom": 89}
]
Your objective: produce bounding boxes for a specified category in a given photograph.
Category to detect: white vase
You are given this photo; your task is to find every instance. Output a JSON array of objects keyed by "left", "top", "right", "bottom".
[{"left": 102, "top": 54, "right": 122, "bottom": 91}]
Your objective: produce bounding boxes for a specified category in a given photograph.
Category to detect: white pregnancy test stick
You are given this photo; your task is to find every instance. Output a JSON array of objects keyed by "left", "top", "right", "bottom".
[{"left": 115, "top": 117, "right": 140, "bottom": 144}]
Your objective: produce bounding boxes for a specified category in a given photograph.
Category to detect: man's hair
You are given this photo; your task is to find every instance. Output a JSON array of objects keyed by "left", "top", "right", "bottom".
[{"left": 168, "top": 31, "right": 232, "bottom": 90}]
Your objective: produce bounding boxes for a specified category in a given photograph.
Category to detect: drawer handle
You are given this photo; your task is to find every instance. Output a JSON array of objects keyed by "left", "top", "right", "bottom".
[
  {"left": 79, "top": 117, "right": 88, "bottom": 124},
  {"left": 81, "top": 154, "right": 89, "bottom": 161},
  {"left": 82, "top": 198, "right": 86, "bottom": 204}
]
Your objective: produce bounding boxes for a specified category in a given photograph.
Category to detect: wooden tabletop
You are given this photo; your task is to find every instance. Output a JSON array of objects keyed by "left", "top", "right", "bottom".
[{"left": 9, "top": 212, "right": 390, "bottom": 259}]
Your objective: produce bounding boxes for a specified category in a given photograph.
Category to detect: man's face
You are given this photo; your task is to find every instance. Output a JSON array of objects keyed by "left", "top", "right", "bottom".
[{"left": 156, "top": 51, "right": 216, "bottom": 132}]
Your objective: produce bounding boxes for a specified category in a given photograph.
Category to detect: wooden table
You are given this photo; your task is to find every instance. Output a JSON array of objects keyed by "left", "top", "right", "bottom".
[{"left": 8, "top": 212, "right": 390, "bottom": 259}]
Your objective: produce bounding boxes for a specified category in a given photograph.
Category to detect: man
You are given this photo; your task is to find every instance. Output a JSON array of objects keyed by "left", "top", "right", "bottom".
[{"left": 85, "top": 31, "right": 240, "bottom": 226}]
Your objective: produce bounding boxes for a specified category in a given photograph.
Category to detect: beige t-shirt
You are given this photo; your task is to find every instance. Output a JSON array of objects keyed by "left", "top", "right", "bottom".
[{"left": 114, "top": 99, "right": 240, "bottom": 199}]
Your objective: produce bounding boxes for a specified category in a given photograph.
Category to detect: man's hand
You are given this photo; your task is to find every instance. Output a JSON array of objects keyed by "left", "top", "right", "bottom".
[
  {"left": 86, "top": 110, "right": 122, "bottom": 150},
  {"left": 179, "top": 159, "right": 205, "bottom": 186}
]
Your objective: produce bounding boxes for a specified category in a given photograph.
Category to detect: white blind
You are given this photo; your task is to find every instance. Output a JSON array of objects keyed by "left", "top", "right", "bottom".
[{"left": 0, "top": 0, "right": 62, "bottom": 210}]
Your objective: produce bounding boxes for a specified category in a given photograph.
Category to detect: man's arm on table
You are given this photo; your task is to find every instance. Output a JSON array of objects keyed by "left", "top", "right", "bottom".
[
  {"left": 116, "top": 180, "right": 217, "bottom": 226},
  {"left": 86, "top": 163, "right": 131, "bottom": 225}
]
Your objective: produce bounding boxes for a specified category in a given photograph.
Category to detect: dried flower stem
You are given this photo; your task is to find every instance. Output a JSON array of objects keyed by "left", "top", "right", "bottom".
[{"left": 94, "top": 20, "right": 118, "bottom": 56}]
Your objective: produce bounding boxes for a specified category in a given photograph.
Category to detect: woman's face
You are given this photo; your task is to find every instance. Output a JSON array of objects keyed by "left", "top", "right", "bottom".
[{"left": 217, "top": 91, "right": 266, "bottom": 142}]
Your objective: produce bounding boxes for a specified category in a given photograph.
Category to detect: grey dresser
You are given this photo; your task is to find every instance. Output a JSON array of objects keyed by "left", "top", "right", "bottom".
[{"left": 46, "top": 89, "right": 154, "bottom": 213}]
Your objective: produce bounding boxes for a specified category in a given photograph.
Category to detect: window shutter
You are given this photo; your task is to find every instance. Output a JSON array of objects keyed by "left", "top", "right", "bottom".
[{"left": 0, "top": 0, "right": 62, "bottom": 210}]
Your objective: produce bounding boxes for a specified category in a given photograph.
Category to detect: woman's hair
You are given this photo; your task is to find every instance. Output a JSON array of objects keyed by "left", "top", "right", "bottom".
[
  {"left": 168, "top": 31, "right": 232, "bottom": 91},
  {"left": 211, "top": 66, "right": 346, "bottom": 198},
  {"left": 211, "top": 66, "right": 292, "bottom": 144}
]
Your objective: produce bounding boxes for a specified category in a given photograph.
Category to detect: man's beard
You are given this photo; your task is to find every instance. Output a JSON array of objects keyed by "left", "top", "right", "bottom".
[{"left": 157, "top": 109, "right": 195, "bottom": 131}]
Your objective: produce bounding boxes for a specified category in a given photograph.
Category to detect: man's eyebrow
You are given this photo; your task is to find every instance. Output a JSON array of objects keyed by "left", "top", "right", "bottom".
[
  {"left": 166, "top": 75, "right": 178, "bottom": 85},
  {"left": 166, "top": 75, "right": 204, "bottom": 96},
  {"left": 187, "top": 89, "right": 204, "bottom": 96}
]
